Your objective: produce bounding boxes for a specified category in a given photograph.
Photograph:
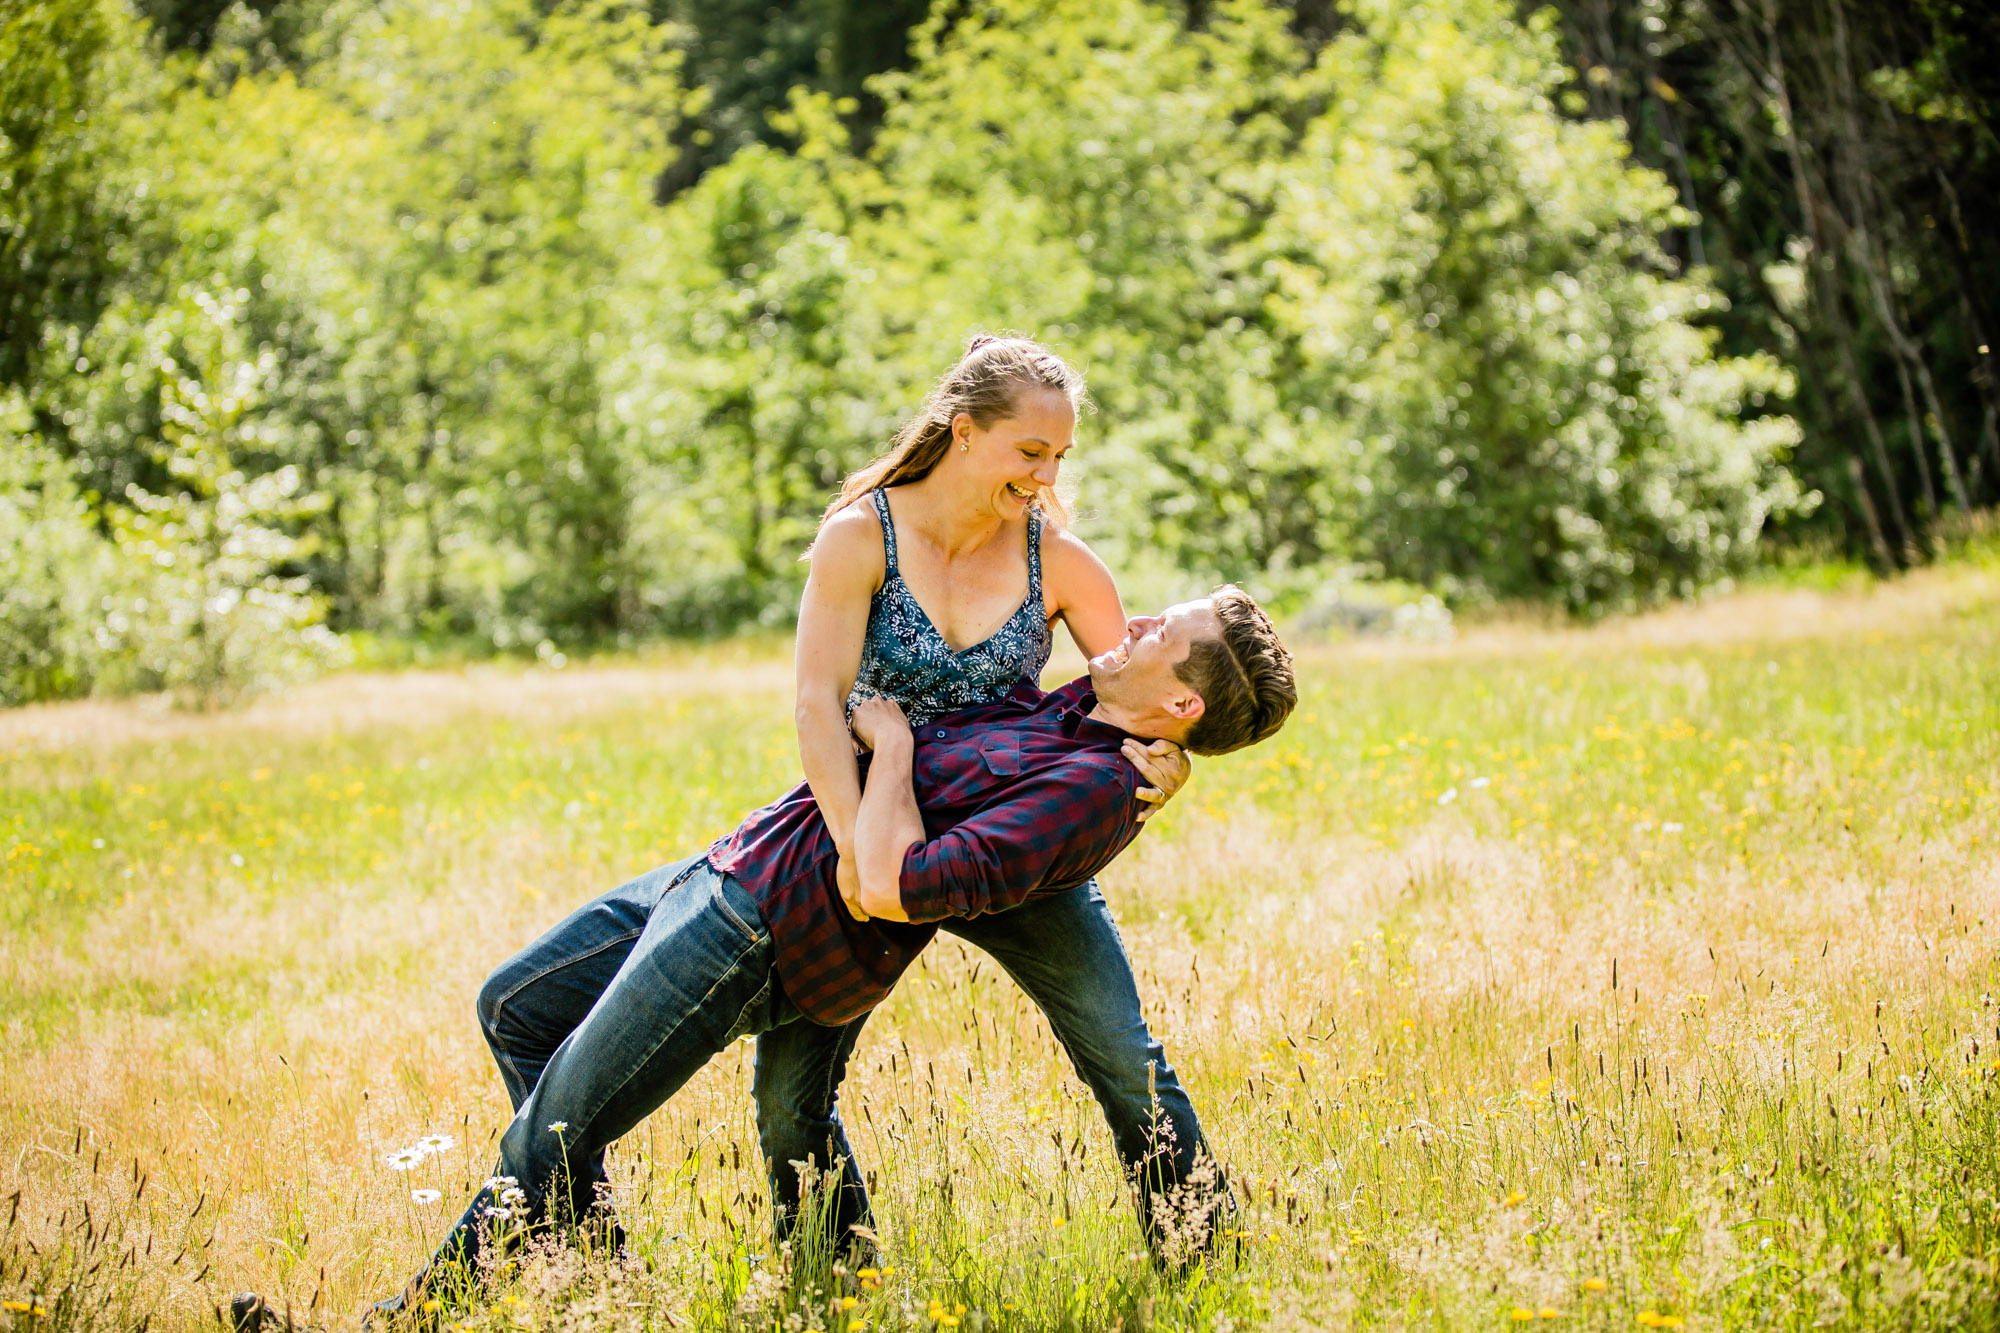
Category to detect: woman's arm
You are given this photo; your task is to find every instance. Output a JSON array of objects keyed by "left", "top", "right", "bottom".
[
  {"left": 795, "top": 506, "right": 886, "bottom": 870},
  {"left": 849, "top": 697, "right": 919, "bottom": 922},
  {"left": 1042, "top": 527, "right": 1128, "bottom": 659},
  {"left": 1042, "top": 529, "right": 1192, "bottom": 817}
]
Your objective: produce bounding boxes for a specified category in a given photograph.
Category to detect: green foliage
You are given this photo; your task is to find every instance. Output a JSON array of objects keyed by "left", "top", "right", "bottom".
[
  {"left": 0, "top": 396, "right": 121, "bottom": 705},
  {"left": 0, "top": 286, "right": 350, "bottom": 706},
  {"left": 866, "top": 0, "right": 1309, "bottom": 578},
  {"left": 851, "top": 0, "right": 1810, "bottom": 609},
  {"left": 1261, "top": 0, "right": 1809, "bottom": 608},
  {"left": 0, "top": 0, "right": 154, "bottom": 388},
  {"left": 2, "top": 0, "right": 1824, "bottom": 703},
  {"left": 104, "top": 283, "right": 350, "bottom": 700},
  {"left": 1543, "top": 0, "right": 2000, "bottom": 564},
  {"left": 617, "top": 135, "right": 889, "bottom": 626}
]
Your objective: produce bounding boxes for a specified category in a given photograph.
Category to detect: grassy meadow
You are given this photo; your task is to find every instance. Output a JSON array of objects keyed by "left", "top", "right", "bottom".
[{"left": 2, "top": 566, "right": 1998, "bottom": 1331}]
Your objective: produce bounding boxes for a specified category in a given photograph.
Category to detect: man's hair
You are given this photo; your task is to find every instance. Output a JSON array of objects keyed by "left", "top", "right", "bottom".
[{"left": 1174, "top": 585, "right": 1297, "bottom": 756}]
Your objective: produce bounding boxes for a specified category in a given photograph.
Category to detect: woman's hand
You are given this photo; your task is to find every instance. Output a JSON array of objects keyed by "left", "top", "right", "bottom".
[
  {"left": 836, "top": 853, "right": 867, "bottom": 922},
  {"left": 849, "top": 696, "right": 911, "bottom": 754},
  {"left": 840, "top": 698, "right": 909, "bottom": 922},
  {"left": 1123, "top": 738, "right": 1192, "bottom": 821}
]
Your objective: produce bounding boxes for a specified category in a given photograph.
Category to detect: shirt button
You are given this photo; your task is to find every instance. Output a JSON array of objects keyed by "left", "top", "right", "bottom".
[{"left": 934, "top": 730, "right": 946, "bottom": 739}]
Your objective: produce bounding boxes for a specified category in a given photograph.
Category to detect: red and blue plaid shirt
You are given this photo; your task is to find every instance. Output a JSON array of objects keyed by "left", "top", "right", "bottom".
[{"left": 706, "top": 677, "right": 1145, "bottom": 1025}]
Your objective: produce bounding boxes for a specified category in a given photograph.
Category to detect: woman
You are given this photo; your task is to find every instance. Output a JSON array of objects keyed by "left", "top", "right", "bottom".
[
  {"left": 755, "top": 334, "right": 1225, "bottom": 1260},
  {"left": 794, "top": 334, "right": 1189, "bottom": 920}
]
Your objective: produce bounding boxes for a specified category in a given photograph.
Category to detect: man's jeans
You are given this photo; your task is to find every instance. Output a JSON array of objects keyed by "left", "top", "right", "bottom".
[
  {"left": 754, "top": 880, "right": 1231, "bottom": 1260},
  {"left": 428, "top": 853, "right": 799, "bottom": 1276}
]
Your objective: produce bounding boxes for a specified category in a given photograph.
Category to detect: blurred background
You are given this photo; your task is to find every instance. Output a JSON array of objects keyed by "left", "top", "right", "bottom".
[{"left": 3, "top": 0, "right": 1996, "bottom": 704}]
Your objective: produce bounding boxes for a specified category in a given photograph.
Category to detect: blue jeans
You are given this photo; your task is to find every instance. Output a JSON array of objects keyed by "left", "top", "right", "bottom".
[
  {"left": 753, "top": 880, "right": 1231, "bottom": 1260},
  {"left": 427, "top": 853, "right": 798, "bottom": 1278}
]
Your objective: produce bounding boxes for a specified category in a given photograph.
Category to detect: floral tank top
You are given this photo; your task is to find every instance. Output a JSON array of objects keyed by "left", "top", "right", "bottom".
[{"left": 846, "top": 488, "right": 1053, "bottom": 728}]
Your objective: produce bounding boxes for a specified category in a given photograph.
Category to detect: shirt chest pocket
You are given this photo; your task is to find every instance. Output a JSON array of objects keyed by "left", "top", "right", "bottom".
[
  {"left": 920, "top": 730, "right": 1027, "bottom": 805},
  {"left": 978, "top": 732, "right": 1024, "bottom": 777}
]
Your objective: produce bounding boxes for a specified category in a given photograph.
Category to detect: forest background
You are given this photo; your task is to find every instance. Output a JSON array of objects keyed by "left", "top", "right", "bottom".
[{"left": 3, "top": 0, "right": 1998, "bottom": 704}]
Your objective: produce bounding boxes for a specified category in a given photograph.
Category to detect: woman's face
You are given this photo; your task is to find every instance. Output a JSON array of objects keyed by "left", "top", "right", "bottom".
[{"left": 951, "top": 388, "right": 1075, "bottom": 519}]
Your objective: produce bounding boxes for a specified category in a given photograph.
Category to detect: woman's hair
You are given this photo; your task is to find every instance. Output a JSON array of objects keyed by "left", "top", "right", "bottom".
[{"left": 820, "top": 334, "right": 1090, "bottom": 530}]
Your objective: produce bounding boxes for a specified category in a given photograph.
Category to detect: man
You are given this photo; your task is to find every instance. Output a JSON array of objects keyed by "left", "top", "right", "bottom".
[
  {"left": 741, "top": 588, "right": 1293, "bottom": 1269},
  {"left": 286, "top": 586, "right": 1293, "bottom": 1325}
]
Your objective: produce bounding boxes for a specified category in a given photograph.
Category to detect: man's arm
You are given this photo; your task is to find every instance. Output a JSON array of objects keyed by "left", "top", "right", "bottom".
[
  {"left": 846, "top": 695, "right": 1143, "bottom": 925},
  {"left": 896, "top": 760, "right": 1138, "bottom": 924},
  {"left": 851, "top": 698, "right": 922, "bottom": 922}
]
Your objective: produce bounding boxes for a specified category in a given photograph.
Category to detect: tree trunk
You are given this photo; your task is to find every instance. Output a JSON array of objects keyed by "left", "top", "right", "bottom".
[
  {"left": 1826, "top": 0, "right": 1965, "bottom": 517},
  {"left": 1750, "top": 0, "right": 1913, "bottom": 556},
  {"left": 1845, "top": 455, "right": 1893, "bottom": 569}
]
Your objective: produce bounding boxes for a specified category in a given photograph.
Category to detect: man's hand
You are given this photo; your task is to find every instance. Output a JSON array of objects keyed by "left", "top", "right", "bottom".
[
  {"left": 849, "top": 696, "right": 911, "bottom": 754},
  {"left": 1123, "top": 738, "right": 1192, "bottom": 821},
  {"left": 836, "top": 853, "right": 868, "bottom": 921}
]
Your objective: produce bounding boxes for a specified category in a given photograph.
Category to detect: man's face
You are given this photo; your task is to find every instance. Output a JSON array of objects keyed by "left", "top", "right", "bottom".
[{"left": 1087, "top": 598, "right": 1221, "bottom": 733}]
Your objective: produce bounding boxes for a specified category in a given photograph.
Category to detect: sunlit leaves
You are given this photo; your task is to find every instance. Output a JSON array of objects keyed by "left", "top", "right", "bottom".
[{"left": 2, "top": 0, "right": 1816, "bottom": 703}]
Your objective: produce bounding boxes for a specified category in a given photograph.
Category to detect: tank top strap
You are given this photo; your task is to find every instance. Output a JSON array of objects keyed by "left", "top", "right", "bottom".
[
  {"left": 870, "top": 489, "right": 899, "bottom": 577},
  {"left": 1026, "top": 507, "right": 1044, "bottom": 603}
]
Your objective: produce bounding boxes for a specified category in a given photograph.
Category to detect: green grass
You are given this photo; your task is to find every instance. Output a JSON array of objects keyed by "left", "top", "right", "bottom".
[{"left": 2, "top": 569, "right": 1997, "bottom": 1329}]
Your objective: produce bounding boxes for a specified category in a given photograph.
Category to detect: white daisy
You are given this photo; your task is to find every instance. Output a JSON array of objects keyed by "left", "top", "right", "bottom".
[{"left": 411, "top": 1189, "right": 443, "bottom": 1205}]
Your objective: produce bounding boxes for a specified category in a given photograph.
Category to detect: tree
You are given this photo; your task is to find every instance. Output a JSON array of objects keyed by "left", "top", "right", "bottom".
[{"left": 1546, "top": 0, "right": 2000, "bottom": 563}]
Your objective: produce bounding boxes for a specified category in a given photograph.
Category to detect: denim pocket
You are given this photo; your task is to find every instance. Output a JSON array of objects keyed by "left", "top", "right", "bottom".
[{"left": 713, "top": 871, "right": 769, "bottom": 946}]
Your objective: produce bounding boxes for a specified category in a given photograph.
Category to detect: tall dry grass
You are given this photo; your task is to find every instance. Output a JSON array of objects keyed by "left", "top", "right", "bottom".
[{"left": 2, "top": 567, "right": 1997, "bottom": 1330}]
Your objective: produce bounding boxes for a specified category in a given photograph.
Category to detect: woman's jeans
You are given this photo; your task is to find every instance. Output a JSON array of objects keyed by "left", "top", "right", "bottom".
[
  {"left": 428, "top": 853, "right": 797, "bottom": 1278},
  {"left": 753, "top": 880, "right": 1230, "bottom": 1260}
]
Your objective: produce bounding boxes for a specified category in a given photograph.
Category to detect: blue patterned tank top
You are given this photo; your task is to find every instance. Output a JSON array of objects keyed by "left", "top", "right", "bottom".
[{"left": 846, "top": 488, "right": 1054, "bottom": 728}]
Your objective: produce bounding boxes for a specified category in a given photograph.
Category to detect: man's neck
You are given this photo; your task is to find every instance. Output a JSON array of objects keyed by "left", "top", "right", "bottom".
[{"left": 1086, "top": 698, "right": 1157, "bottom": 741}]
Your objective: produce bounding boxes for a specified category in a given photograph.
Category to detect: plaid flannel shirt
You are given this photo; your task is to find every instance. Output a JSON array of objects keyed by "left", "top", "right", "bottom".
[{"left": 706, "top": 677, "right": 1144, "bottom": 1026}]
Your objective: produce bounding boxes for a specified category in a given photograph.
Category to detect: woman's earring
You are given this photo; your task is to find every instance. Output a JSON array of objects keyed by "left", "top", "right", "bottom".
[{"left": 959, "top": 442, "right": 968, "bottom": 452}]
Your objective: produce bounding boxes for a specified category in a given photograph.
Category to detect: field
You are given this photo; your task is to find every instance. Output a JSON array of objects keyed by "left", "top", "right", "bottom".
[{"left": 3, "top": 566, "right": 1998, "bottom": 1331}]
